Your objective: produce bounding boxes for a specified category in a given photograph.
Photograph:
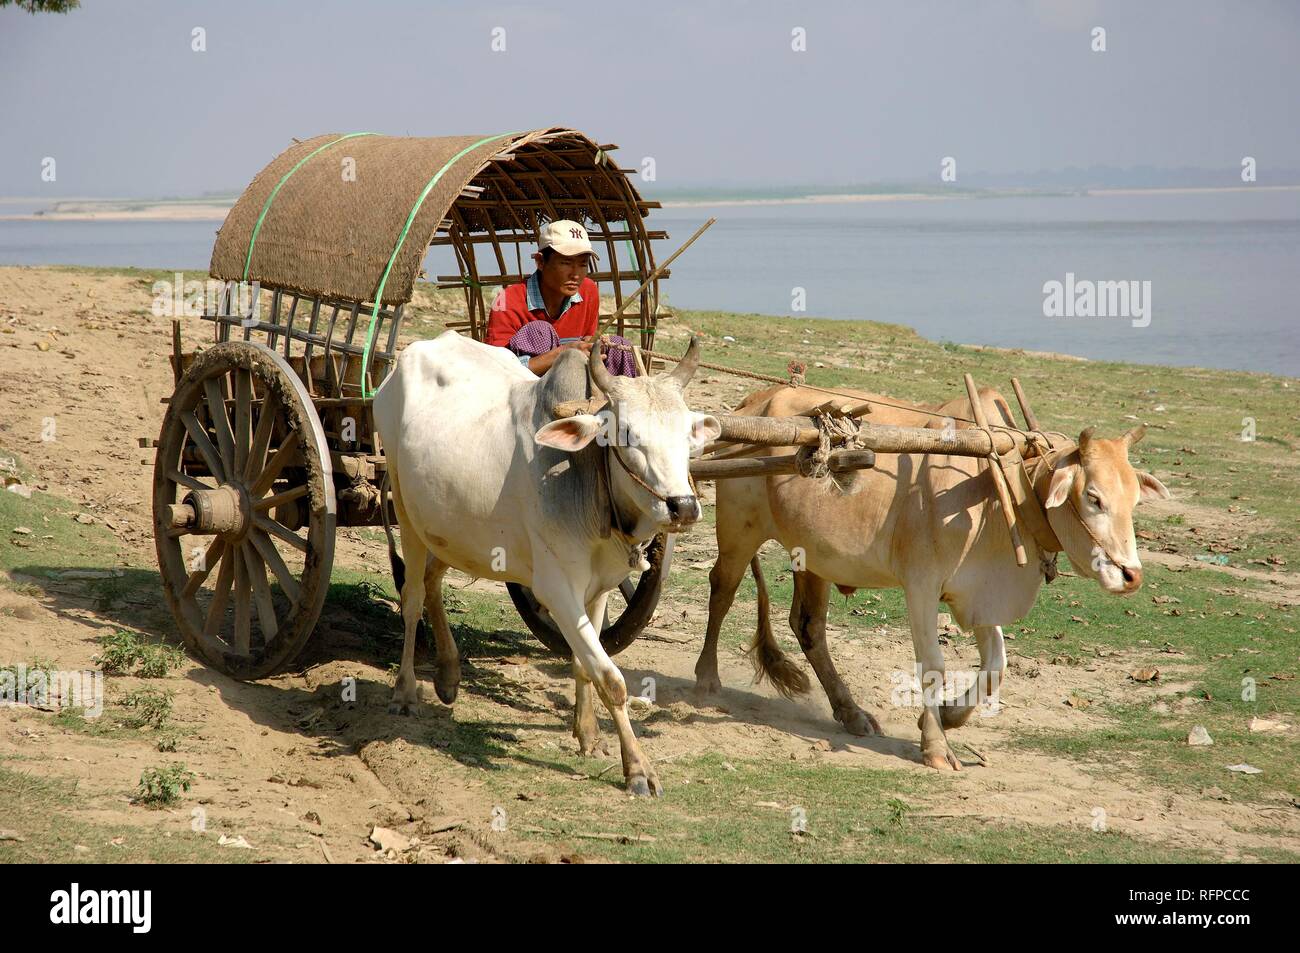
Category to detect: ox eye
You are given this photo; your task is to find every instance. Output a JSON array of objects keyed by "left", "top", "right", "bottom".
[{"left": 1087, "top": 492, "right": 1104, "bottom": 510}]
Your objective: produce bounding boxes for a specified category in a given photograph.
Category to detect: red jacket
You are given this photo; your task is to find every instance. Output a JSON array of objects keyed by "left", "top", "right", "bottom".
[{"left": 485, "top": 273, "right": 600, "bottom": 348}]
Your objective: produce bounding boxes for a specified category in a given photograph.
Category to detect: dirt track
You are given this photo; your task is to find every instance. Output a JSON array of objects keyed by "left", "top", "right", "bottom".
[{"left": 1, "top": 266, "right": 1297, "bottom": 863}]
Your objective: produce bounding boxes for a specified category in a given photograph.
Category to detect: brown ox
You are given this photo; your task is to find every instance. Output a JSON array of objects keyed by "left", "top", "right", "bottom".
[{"left": 695, "top": 384, "right": 1169, "bottom": 769}]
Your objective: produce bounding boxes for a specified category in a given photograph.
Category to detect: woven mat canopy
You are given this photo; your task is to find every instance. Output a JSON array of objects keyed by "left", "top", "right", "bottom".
[{"left": 210, "top": 127, "right": 655, "bottom": 307}]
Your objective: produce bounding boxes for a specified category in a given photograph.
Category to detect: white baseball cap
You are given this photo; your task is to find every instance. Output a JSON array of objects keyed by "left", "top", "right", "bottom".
[{"left": 537, "top": 219, "right": 601, "bottom": 260}]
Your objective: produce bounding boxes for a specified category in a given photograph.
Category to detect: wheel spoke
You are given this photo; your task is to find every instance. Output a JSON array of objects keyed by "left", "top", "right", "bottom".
[
  {"left": 203, "top": 548, "right": 235, "bottom": 640},
  {"left": 167, "top": 468, "right": 213, "bottom": 494},
  {"left": 182, "top": 536, "right": 227, "bottom": 598},
  {"left": 244, "top": 391, "right": 280, "bottom": 483},
  {"left": 233, "top": 546, "right": 251, "bottom": 655},
  {"left": 243, "top": 542, "right": 279, "bottom": 642},
  {"left": 234, "top": 368, "right": 251, "bottom": 476},
  {"left": 248, "top": 527, "right": 301, "bottom": 605},
  {"left": 249, "top": 428, "right": 299, "bottom": 498},
  {"left": 254, "top": 513, "right": 308, "bottom": 552},
  {"left": 181, "top": 411, "right": 226, "bottom": 483},
  {"left": 618, "top": 578, "right": 636, "bottom": 603},
  {"left": 252, "top": 484, "right": 308, "bottom": 512},
  {"left": 204, "top": 377, "right": 237, "bottom": 476}
]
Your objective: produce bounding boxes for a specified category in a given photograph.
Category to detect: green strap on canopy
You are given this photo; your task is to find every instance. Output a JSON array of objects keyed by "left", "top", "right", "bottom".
[
  {"left": 242, "top": 132, "right": 377, "bottom": 281},
  {"left": 360, "top": 131, "right": 518, "bottom": 397}
]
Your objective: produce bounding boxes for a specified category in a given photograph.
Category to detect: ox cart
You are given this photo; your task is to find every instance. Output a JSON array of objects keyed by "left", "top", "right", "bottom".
[{"left": 150, "top": 127, "right": 1060, "bottom": 681}]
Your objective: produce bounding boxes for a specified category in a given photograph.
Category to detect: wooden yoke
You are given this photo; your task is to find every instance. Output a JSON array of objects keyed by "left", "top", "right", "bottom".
[
  {"left": 1011, "top": 377, "right": 1042, "bottom": 432},
  {"left": 964, "top": 373, "right": 1027, "bottom": 567}
]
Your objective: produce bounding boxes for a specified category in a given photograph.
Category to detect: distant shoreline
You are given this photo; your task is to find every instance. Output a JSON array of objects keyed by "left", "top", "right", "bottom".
[
  {"left": 3, "top": 183, "right": 1297, "bottom": 221},
  {"left": 1085, "top": 184, "right": 1300, "bottom": 197},
  {"left": 0, "top": 202, "right": 231, "bottom": 222},
  {"left": 660, "top": 192, "right": 956, "bottom": 208}
]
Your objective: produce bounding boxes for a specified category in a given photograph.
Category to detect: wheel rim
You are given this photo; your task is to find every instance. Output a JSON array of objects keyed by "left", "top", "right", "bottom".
[
  {"left": 153, "top": 342, "right": 335, "bottom": 679},
  {"left": 508, "top": 532, "right": 674, "bottom": 657}
]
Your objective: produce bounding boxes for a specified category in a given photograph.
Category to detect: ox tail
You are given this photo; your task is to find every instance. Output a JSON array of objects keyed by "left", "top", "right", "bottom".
[
  {"left": 745, "top": 556, "right": 811, "bottom": 698},
  {"left": 380, "top": 470, "right": 405, "bottom": 590},
  {"left": 380, "top": 470, "right": 427, "bottom": 643}
]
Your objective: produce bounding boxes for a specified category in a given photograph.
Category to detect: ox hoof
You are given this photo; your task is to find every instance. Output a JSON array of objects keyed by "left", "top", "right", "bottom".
[
  {"left": 579, "top": 739, "right": 611, "bottom": 758},
  {"left": 921, "top": 745, "right": 962, "bottom": 771},
  {"left": 388, "top": 682, "right": 423, "bottom": 717},
  {"left": 694, "top": 673, "right": 722, "bottom": 697},
  {"left": 627, "top": 773, "right": 663, "bottom": 798},
  {"left": 839, "top": 707, "right": 883, "bottom": 737}
]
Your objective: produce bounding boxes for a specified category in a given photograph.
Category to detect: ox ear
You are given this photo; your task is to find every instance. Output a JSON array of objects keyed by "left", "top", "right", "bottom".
[
  {"left": 1136, "top": 470, "right": 1171, "bottom": 503},
  {"left": 688, "top": 413, "right": 722, "bottom": 457},
  {"left": 1045, "top": 462, "right": 1079, "bottom": 509},
  {"left": 535, "top": 414, "right": 604, "bottom": 453}
]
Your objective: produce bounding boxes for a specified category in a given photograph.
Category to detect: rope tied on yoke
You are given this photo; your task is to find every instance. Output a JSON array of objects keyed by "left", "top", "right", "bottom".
[{"left": 793, "top": 411, "right": 867, "bottom": 493}]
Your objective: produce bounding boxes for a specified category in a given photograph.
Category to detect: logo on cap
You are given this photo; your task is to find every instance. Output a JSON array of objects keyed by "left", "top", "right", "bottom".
[{"left": 538, "top": 219, "right": 600, "bottom": 260}]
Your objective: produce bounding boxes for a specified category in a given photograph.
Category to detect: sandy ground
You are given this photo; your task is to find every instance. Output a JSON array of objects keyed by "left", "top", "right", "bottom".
[{"left": 1, "top": 266, "right": 1297, "bottom": 863}]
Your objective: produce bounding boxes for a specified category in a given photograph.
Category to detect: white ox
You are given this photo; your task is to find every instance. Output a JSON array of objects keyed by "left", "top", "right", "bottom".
[
  {"left": 373, "top": 331, "right": 720, "bottom": 796},
  {"left": 695, "top": 384, "right": 1170, "bottom": 770}
]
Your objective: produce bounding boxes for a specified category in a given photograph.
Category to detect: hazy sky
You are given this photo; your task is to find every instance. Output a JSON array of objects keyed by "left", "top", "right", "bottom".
[{"left": 3, "top": 0, "right": 1297, "bottom": 196}]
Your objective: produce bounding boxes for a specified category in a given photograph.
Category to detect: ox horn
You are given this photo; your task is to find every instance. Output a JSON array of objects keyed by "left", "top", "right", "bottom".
[
  {"left": 588, "top": 334, "right": 614, "bottom": 393},
  {"left": 1122, "top": 424, "right": 1147, "bottom": 447},
  {"left": 666, "top": 335, "right": 701, "bottom": 389},
  {"left": 1078, "top": 425, "right": 1097, "bottom": 457}
]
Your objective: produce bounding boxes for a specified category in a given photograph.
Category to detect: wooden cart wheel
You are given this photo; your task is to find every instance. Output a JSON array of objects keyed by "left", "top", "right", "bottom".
[
  {"left": 153, "top": 341, "right": 336, "bottom": 680},
  {"left": 506, "top": 533, "right": 674, "bottom": 658}
]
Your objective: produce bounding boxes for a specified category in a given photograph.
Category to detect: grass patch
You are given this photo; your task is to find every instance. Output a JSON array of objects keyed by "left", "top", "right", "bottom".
[
  {"left": 134, "top": 763, "right": 195, "bottom": 808},
  {"left": 0, "top": 759, "right": 243, "bottom": 863},
  {"left": 492, "top": 753, "right": 1221, "bottom": 863},
  {"left": 96, "top": 628, "right": 186, "bottom": 678},
  {"left": 119, "top": 688, "right": 174, "bottom": 730},
  {"left": 0, "top": 656, "right": 59, "bottom": 678},
  {"left": 0, "top": 472, "right": 122, "bottom": 576},
  {"left": 1003, "top": 565, "right": 1298, "bottom": 805}
]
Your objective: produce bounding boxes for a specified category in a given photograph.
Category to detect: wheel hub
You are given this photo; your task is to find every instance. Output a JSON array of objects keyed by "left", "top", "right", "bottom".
[{"left": 180, "top": 484, "right": 250, "bottom": 539}]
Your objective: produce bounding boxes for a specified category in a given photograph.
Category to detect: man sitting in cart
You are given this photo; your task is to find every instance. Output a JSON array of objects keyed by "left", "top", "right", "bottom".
[{"left": 484, "top": 219, "right": 638, "bottom": 377}]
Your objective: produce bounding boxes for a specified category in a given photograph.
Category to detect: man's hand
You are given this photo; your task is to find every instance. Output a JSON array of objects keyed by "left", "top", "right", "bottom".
[{"left": 526, "top": 336, "right": 594, "bottom": 375}]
